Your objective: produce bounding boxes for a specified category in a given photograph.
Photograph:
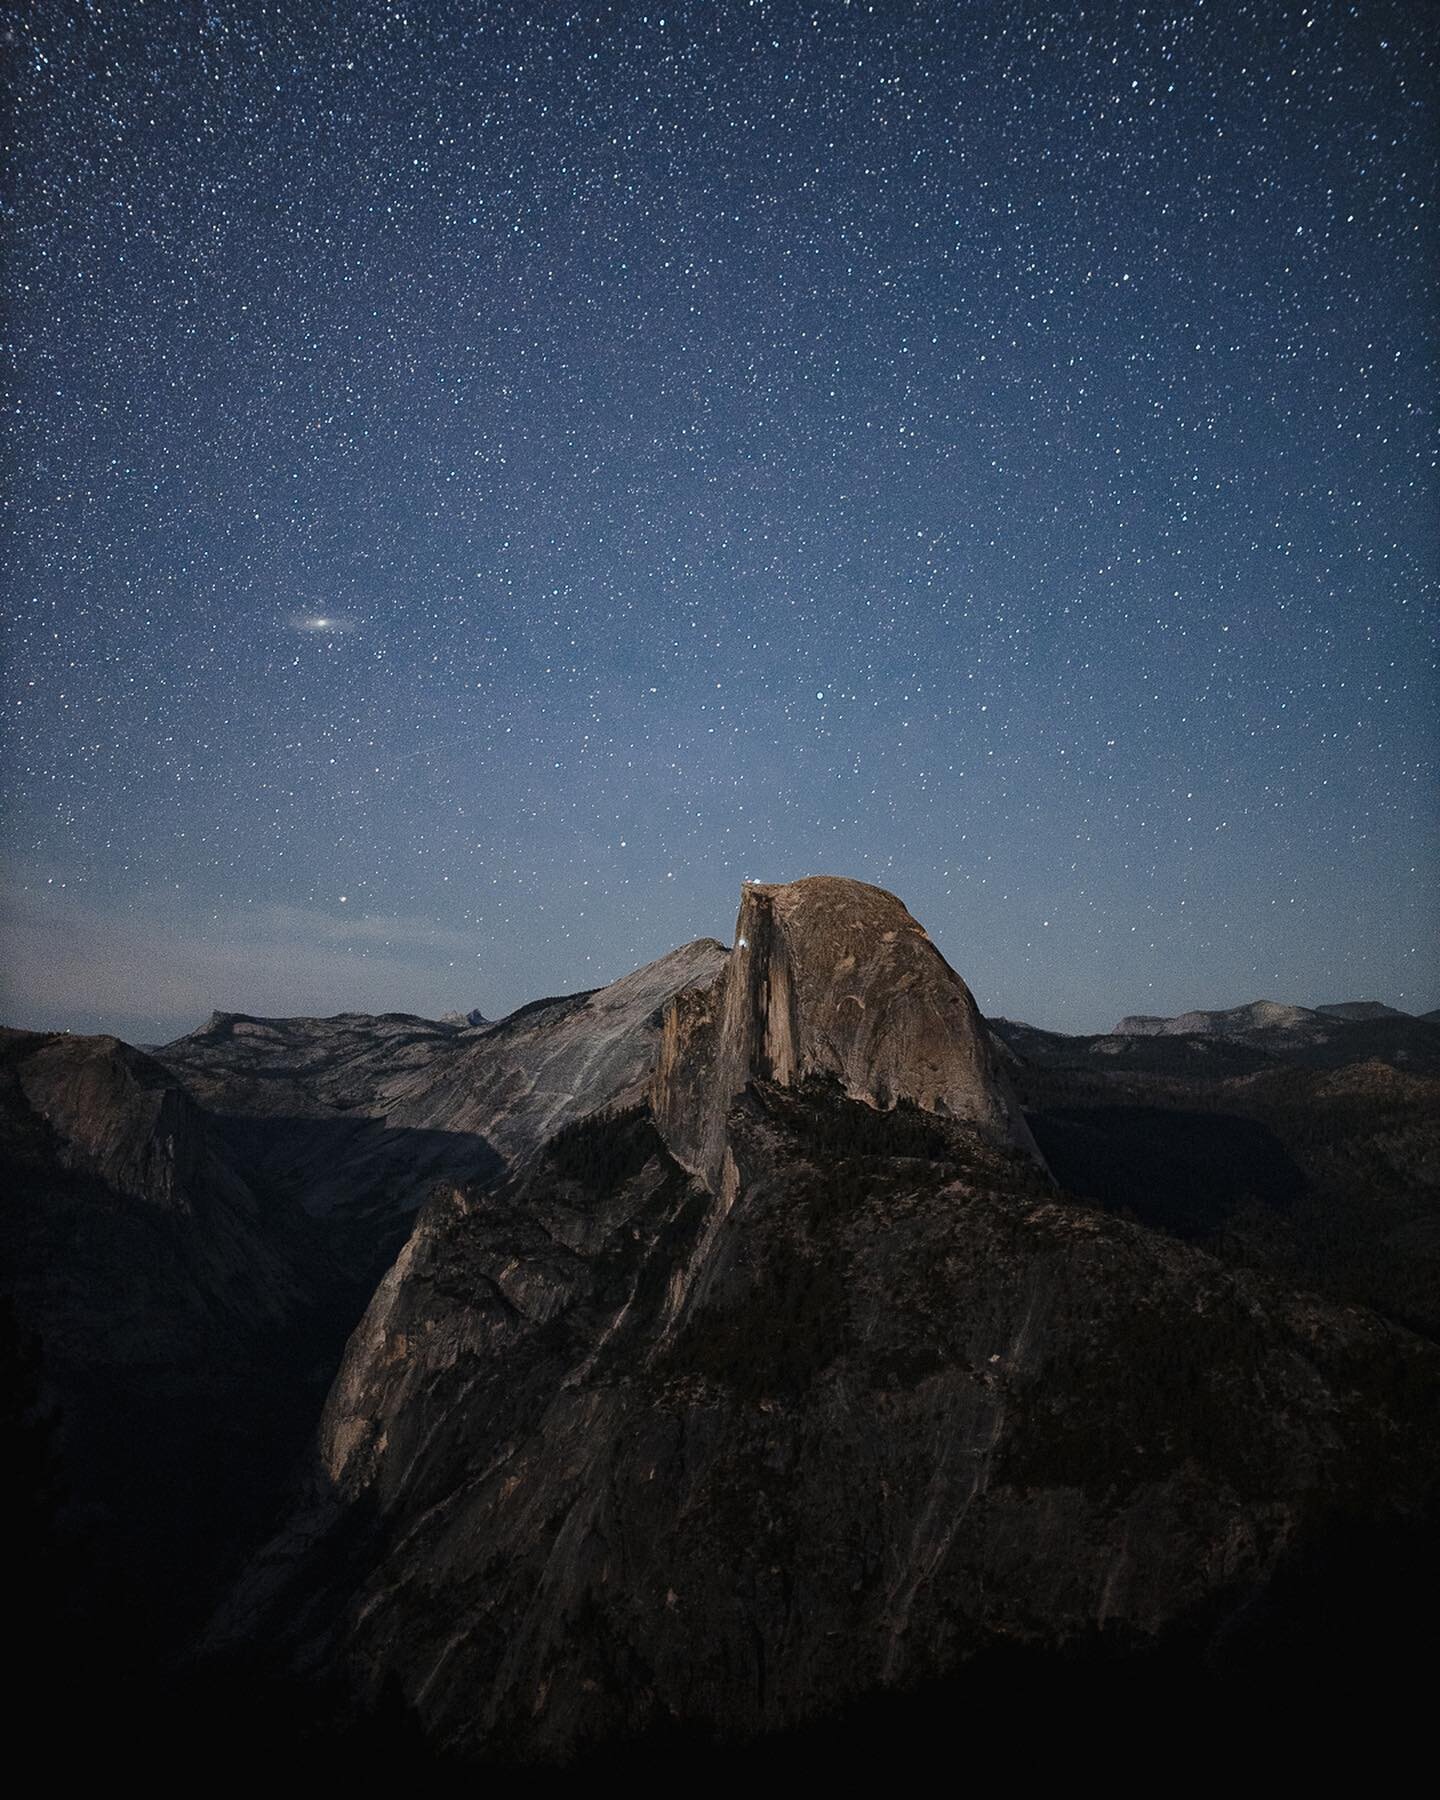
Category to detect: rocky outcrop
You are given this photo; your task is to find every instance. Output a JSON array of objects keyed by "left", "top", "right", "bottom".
[
  {"left": 153, "top": 1010, "right": 503, "bottom": 1266},
  {"left": 439, "top": 1008, "right": 490, "bottom": 1028},
  {"left": 0, "top": 939, "right": 731, "bottom": 1647},
  {"left": 11, "top": 883, "right": 1439, "bottom": 1762},
  {"left": 388, "top": 937, "right": 729, "bottom": 1158},
  {"left": 204, "top": 879, "right": 1439, "bottom": 1762},
  {"left": 653, "top": 879, "right": 1039, "bottom": 1193},
  {"left": 216, "top": 1083, "right": 1439, "bottom": 1763},
  {"left": 156, "top": 1009, "right": 466, "bottom": 1121},
  {"left": 155, "top": 941, "right": 729, "bottom": 1239},
  {"left": 8, "top": 1026, "right": 210, "bottom": 1215}
]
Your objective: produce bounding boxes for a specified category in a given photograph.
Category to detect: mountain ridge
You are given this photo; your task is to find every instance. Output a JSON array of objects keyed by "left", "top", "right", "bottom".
[
  {"left": 4, "top": 877, "right": 1437, "bottom": 1768},
  {"left": 192, "top": 879, "right": 1439, "bottom": 1762}
]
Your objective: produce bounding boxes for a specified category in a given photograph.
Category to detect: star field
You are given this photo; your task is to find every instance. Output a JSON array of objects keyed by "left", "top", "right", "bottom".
[{"left": 3, "top": 0, "right": 1436, "bottom": 1041}]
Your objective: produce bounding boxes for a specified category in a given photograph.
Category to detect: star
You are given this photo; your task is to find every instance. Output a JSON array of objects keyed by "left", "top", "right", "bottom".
[{"left": 2, "top": 0, "right": 1431, "bottom": 1041}]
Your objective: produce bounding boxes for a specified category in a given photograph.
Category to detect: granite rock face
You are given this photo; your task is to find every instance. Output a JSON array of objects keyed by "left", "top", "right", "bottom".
[
  {"left": 155, "top": 941, "right": 728, "bottom": 1246},
  {"left": 208, "top": 882, "right": 1440, "bottom": 1763},
  {"left": 154, "top": 1009, "right": 468, "bottom": 1124},
  {"left": 3, "top": 938, "right": 729, "bottom": 1656},
  {"left": 221, "top": 1087, "right": 1438, "bottom": 1763},
  {"left": 654, "top": 878, "right": 1039, "bottom": 1193},
  {"left": 388, "top": 938, "right": 729, "bottom": 1159},
  {"left": 9, "top": 883, "right": 1439, "bottom": 1760}
]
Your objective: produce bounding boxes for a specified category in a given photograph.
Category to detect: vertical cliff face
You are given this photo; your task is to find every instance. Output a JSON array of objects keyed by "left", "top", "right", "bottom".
[
  {"left": 652, "top": 877, "right": 1040, "bottom": 1190},
  {"left": 196, "top": 879, "right": 1440, "bottom": 1764}
]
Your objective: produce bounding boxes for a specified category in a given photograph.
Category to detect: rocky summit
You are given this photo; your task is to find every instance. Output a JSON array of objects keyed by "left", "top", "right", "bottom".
[
  {"left": 653, "top": 876, "right": 1041, "bottom": 1195},
  {"left": 4, "top": 877, "right": 1438, "bottom": 1774}
]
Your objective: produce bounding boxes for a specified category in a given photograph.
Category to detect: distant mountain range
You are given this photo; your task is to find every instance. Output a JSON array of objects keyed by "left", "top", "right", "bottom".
[
  {"left": 3, "top": 878, "right": 1437, "bottom": 1774},
  {"left": 1112, "top": 996, "right": 1421, "bottom": 1040},
  {"left": 987, "top": 993, "right": 1440, "bottom": 1080}
]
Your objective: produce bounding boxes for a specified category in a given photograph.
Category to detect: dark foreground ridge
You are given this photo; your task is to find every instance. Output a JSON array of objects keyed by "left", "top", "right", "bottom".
[{"left": 3, "top": 879, "right": 1438, "bottom": 1771}]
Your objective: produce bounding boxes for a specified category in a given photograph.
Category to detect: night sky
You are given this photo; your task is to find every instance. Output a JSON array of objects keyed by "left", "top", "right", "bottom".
[{"left": 3, "top": 0, "right": 1436, "bottom": 1044}]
